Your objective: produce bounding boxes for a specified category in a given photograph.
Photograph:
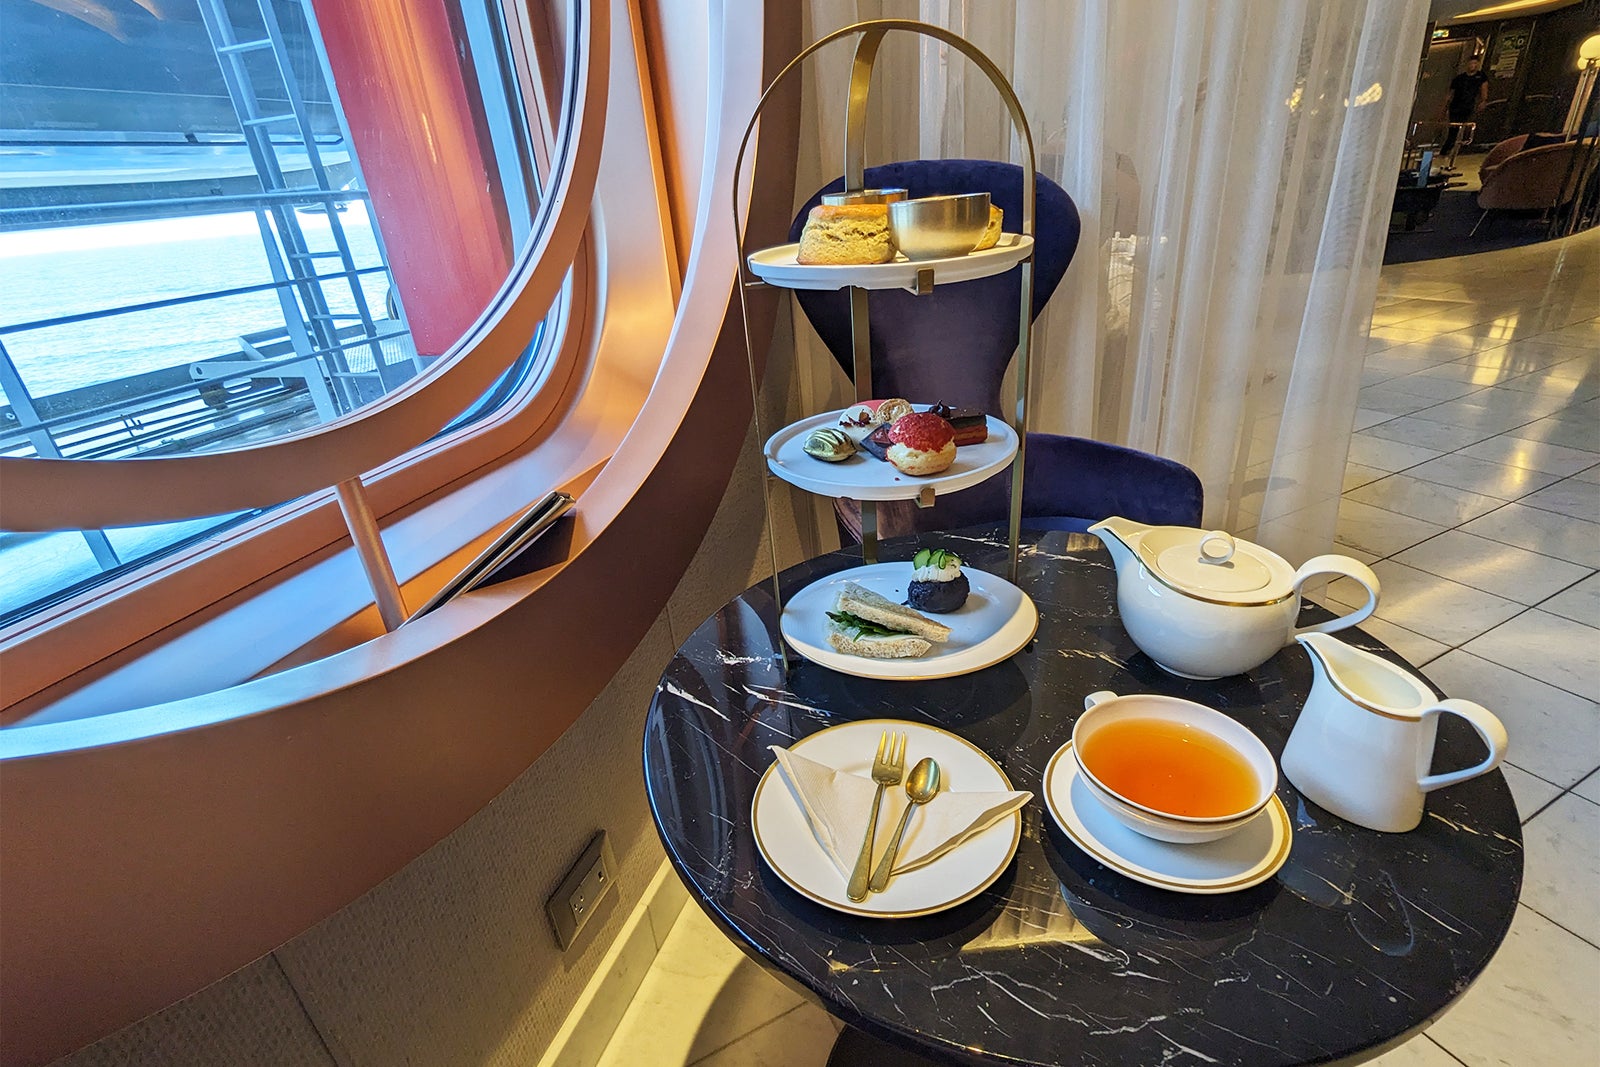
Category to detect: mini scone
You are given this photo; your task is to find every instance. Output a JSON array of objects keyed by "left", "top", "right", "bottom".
[
  {"left": 797, "top": 204, "right": 893, "bottom": 265},
  {"left": 885, "top": 411, "right": 957, "bottom": 476},
  {"left": 974, "top": 205, "right": 1004, "bottom": 251}
]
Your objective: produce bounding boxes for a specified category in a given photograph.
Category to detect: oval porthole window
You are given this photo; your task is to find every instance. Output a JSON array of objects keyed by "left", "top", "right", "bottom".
[{"left": 0, "top": 0, "right": 573, "bottom": 625}]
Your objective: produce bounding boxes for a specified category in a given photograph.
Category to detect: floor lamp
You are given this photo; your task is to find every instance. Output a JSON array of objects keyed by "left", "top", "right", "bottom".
[
  {"left": 1553, "top": 34, "right": 1600, "bottom": 237},
  {"left": 1562, "top": 34, "right": 1600, "bottom": 135}
]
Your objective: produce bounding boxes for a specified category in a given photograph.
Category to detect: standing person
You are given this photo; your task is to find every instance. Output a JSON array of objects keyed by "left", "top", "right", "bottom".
[{"left": 1442, "top": 55, "right": 1490, "bottom": 158}]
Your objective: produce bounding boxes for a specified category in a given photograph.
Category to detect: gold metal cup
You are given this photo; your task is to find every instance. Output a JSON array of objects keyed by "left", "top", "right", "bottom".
[
  {"left": 820, "top": 187, "right": 910, "bottom": 206},
  {"left": 888, "top": 193, "right": 991, "bottom": 260}
]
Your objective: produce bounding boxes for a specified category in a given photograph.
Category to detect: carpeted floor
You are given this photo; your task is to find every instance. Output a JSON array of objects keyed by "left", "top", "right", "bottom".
[{"left": 1385, "top": 185, "right": 1556, "bottom": 265}]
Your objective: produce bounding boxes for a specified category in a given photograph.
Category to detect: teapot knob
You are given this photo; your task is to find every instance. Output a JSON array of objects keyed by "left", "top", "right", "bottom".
[{"left": 1198, "top": 530, "right": 1235, "bottom": 565}]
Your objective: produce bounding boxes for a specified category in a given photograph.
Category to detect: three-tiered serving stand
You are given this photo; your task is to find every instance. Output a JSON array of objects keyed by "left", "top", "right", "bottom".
[{"left": 732, "top": 20, "right": 1042, "bottom": 679}]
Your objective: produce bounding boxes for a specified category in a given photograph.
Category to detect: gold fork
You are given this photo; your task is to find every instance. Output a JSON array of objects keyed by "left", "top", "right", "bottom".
[{"left": 847, "top": 731, "right": 906, "bottom": 901}]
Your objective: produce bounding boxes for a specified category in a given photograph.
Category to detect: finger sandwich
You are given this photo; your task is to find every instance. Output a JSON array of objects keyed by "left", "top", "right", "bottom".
[{"left": 825, "top": 582, "right": 951, "bottom": 659}]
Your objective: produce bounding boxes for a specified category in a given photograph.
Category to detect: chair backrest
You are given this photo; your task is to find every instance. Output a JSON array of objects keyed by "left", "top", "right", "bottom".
[
  {"left": 1478, "top": 142, "right": 1589, "bottom": 210},
  {"left": 790, "top": 160, "right": 1080, "bottom": 415},
  {"left": 1479, "top": 134, "right": 1528, "bottom": 173},
  {"left": 1013, "top": 433, "right": 1204, "bottom": 530},
  {"left": 836, "top": 432, "right": 1204, "bottom": 540}
]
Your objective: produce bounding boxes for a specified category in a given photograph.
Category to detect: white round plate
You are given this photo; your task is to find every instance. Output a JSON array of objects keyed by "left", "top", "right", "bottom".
[
  {"left": 747, "top": 233, "right": 1034, "bottom": 291},
  {"left": 764, "top": 410, "right": 1018, "bottom": 501},
  {"left": 1042, "top": 742, "right": 1292, "bottom": 895},
  {"left": 752, "top": 718, "right": 1022, "bottom": 918},
  {"left": 781, "top": 563, "right": 1038, "bottom": 681}
]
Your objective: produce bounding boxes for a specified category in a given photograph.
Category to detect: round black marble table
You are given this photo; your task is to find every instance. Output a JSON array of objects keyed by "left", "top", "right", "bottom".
[{"left": 643, "top": 529, "right": 1523, "bottom": 1067}]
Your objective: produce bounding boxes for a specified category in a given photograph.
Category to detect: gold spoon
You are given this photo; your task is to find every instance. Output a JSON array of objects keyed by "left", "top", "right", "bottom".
[{"left": 868, "top": 757, "right": 942, "bottom": 893}]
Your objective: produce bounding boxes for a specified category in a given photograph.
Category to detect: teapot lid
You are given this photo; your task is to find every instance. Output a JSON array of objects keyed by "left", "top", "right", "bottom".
[{"left": 1136, "top": 527, "right": 1297, "bottom": 603}]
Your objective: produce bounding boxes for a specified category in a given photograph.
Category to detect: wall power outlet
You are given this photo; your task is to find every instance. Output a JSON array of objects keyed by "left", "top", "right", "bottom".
[{"left": 547, "top": 831, "right": 618, "bottom": 950}]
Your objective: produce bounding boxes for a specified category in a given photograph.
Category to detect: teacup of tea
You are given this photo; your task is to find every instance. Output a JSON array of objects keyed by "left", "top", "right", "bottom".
[{"left": 1072, "top": 691, "right": 1277, "bottom": 844}]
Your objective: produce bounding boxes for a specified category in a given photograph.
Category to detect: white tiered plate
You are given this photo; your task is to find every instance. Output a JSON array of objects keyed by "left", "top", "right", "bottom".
[
  {"left": 747, "top": 233, "right": 1034, "bottom": 292},
  {"left": 765, "top": 409, "right": 1017, "bottom": 501},
  {"left": 752, "top": 718, "right": 1022, "bottom": 918},
  {"left": 1043, "top": 742, "right": 1292, "bottom": 895},
  {"left": 780, "top": 562, "right": 1037, "bottom": 681}
]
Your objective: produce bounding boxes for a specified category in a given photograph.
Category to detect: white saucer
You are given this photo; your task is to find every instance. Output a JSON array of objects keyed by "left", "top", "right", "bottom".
[
  {"left": 1042, "top": 741, "right": 1292, "bottom": 894},
  {"left": 780, "top": 563, "right": 1038, "bottom": 681},
  {"left": 752, "top": 719, "right": 1022, "bottom": 918}
]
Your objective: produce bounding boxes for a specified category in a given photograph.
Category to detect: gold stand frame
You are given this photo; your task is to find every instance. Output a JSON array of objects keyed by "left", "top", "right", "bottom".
[{"left": 730, "top": 20, "right": 1038, "bottom": 664}]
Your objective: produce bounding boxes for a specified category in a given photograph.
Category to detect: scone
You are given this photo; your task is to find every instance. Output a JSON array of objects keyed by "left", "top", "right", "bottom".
[
  {"left": 974, "top": 205, "right": 1004, "bottom": 251},
  {"left": 797, "top": 204, "right": 893, "bottom": 265},
  {"left": 885, "top": 412, "right": 957, "bottom": 476}
]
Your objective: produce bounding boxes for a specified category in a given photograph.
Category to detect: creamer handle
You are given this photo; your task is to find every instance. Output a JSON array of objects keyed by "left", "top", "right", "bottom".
[
  {"left": 1291, "top": 555, "right": 1381, "bottom": 639},
  {"left": 1418, "top": 699, "right": 1509, "bottom": 793}
]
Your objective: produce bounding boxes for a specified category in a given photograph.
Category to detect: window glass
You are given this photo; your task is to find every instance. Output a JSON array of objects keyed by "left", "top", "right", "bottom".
[{"left": 0, "top": 0, "right": 556, "bottom": 625}]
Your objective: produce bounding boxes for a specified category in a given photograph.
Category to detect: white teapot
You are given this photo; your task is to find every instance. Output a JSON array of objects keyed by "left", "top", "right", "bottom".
[
  {"left": 1283, "top": 633, "right": 1508, "bottom": 832},
  {"left": 1089, "top": 517, "right": 1380, "bottom": 680}
]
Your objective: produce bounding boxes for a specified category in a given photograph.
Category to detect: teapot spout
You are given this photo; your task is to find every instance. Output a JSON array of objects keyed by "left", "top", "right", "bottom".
[{"left": 1087, "top": 516, "right": 1147, "bottom": 570}]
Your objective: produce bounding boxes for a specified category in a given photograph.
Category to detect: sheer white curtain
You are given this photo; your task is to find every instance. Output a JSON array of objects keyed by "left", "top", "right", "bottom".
[{"left": 793, "top": 0, "right": 1428, "bottom": 562}]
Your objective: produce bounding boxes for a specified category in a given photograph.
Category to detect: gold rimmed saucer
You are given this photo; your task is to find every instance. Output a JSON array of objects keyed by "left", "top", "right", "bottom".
[{"left": 1042, "top": 741, "right": 1292, "bottom": 894}]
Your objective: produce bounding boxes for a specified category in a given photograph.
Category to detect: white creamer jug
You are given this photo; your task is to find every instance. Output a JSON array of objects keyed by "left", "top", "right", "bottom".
[{"left": 1282, "top": 633, "right": 1509, "bottom": 833}]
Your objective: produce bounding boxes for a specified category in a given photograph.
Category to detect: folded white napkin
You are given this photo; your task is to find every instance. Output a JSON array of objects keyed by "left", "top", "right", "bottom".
[{"left": 769, "top": 744, "right": 1032, "bottom": 878}]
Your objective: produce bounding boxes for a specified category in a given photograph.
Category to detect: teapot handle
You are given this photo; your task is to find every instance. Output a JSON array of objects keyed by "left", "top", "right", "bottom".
[
  {"left": 1418, "top": 699, "right": 1509, "bottom": 793},
  {"left": 1291, "top": 555, "right": 1381, "bottom": 639}
]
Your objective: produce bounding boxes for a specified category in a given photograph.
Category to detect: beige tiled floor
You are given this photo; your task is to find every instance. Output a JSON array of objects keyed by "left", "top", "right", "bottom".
[{"left": 599, "top": 227, "right": 1600, "bottom": 1066}]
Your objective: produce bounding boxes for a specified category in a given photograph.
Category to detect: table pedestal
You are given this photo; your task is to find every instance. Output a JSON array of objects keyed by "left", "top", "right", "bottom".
[{"left": 828, "top": 1026, "right": 942, "bottom": 1065}]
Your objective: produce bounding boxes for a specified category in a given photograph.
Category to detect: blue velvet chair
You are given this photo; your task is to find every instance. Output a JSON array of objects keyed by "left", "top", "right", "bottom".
[{"left": 791, "top": 160, "right": 1203, "bottom": 538}]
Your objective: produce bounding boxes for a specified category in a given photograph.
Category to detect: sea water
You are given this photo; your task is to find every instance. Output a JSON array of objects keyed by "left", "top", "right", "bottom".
[
  {"left": 0, "top": 205, "right": 392, "bottom": 403},
  {"left": 0, "top": 206, "right": 395, "bottom": 621}
]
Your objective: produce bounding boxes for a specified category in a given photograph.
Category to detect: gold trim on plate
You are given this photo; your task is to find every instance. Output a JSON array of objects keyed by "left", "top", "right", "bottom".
[{"left": 752, "top": 719, "right": 1022, "bottom": 919}]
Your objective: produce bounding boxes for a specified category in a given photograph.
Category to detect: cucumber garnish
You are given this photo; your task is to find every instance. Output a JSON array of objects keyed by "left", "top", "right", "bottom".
[{"left": 912, "top": 548, "right": 960, "bottom": 571}]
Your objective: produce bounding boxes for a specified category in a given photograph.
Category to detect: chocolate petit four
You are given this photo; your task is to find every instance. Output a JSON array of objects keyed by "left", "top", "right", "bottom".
[
  {"left": 928, "top": 402, "right": 988, "bottom": 446},
  {"left": 860, "top": 424, "right": 893, "bottom": 461},
  {"left": 907, "top": 548, "right": 969, "bottom": 613}
]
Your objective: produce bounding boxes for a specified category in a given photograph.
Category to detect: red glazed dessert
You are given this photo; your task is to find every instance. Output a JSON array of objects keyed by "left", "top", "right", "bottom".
[{"left": 885, "top": 412, "right": 957, "bottom": 476}]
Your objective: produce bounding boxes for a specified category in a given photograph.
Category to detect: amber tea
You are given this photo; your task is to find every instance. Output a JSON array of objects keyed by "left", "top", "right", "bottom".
[{"left": 1080, "top": 717, "right": 1260, "bottom": 818}]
